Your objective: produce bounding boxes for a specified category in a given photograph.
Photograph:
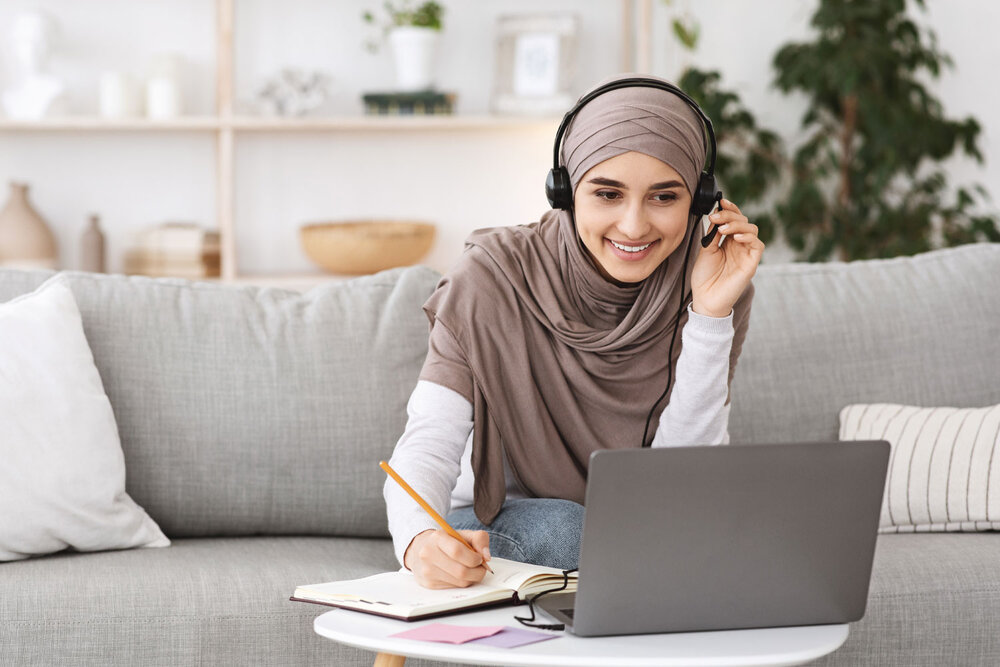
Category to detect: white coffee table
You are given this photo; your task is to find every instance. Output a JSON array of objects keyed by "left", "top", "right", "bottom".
[{"left": 313, "top": 605, "right": 849, "bottom": 667}]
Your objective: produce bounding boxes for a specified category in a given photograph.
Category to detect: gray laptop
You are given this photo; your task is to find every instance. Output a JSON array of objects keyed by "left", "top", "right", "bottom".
[{"left": 537, "top": 440, "right": 890, "bottom": 636}]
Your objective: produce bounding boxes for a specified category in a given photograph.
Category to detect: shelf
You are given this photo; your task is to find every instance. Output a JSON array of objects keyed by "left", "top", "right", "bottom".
[
  {"left": 0, "top": 114, "right": 562, "bottom": 133},
  {"left": 0, "top": 117, "right": 221, "bottom": 132},
  {"left": 0, "top": 0, "right": 640, "bottom": 281},
  {"left": 228, "top": 114, "right": 562, "bottom": 131}
]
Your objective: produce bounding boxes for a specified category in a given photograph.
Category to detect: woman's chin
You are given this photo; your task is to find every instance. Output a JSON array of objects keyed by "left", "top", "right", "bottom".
[{"left": 601, "top": 258, "right": 658, "bottom": 285}]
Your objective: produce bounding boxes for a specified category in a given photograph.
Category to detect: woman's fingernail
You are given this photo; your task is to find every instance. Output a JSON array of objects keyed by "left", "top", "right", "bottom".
[
  {"left": 709, "top": 213, "right": 720, "bottom": 221},
  {"left": 484, "top": 548, "right": 491, "bottom": 560},
  {"left": 719, "top": 224, "right": 730, "bottom": 232}
]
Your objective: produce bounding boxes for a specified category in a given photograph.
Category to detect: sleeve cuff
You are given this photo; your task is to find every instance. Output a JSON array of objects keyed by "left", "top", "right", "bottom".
[
  {"left": 394, "top": 517, "right": 442, "bottom": 569},
  {"left": 686, "top": 304, "right": 735, "bottom": 336}
]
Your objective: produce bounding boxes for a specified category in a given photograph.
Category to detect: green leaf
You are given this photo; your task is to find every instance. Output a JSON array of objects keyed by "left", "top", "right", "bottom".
[{"left": 671, "top": 18, "right": 699, "bottom": 50}]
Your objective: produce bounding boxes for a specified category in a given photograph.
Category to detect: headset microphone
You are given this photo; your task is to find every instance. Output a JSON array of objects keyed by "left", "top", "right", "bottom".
[{"left": 700, "top": 191, "right": 724, "bottom": 248}]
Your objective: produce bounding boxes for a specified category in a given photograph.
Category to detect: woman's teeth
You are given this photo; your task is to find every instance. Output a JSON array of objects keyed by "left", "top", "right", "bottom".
[{"left": 610, "top": 240, "right": 652, "bottom": 253}]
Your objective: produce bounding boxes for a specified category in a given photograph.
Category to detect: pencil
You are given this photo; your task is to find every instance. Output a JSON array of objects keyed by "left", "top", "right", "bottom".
[{"left": 379, "top": 460, "right": 494, "bottom": 574}]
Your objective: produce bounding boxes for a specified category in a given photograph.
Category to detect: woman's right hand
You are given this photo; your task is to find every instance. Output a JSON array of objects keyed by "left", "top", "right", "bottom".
[{"left": 403, "top": 528, "right": 492, "bottom": 589}]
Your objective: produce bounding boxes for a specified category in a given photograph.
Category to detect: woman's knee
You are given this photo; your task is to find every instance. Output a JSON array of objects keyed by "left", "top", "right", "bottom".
[{"left": 490, "top": 498, "right": 584, "bottom": 570}]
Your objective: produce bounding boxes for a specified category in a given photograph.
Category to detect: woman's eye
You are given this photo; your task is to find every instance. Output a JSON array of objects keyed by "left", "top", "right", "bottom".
[
  {"left": 653, "top": 192, "right": 678, "bottom": 203},
  {"left": 595, "top": 190, "right": 622, "bottom": 201}
]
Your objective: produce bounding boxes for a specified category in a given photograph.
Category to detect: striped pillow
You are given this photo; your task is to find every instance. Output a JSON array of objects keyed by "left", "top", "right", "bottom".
[{"left": 839, "top": 403, "right": 1000, "bottom": 533}]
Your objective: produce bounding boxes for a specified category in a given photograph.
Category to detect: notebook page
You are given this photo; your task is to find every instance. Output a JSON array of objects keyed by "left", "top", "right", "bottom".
[
  {"left": 296, "top": 569, "right": 508, "bottom": 612},
  {"left": 481, "top": 557, "right": 573, "bottom": 592}
]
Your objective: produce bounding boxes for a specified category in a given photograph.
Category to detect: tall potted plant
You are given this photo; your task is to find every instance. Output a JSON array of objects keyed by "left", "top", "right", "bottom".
[
  {"left": 363, "top": 1, "right": 444, "bottom": 91},
  {"left": 771, "top": 0, "right": 999, "bottom": 261}
]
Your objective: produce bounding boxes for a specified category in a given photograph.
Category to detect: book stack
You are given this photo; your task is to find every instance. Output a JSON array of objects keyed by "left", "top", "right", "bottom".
[
  {"left": 362, "top": 90, "right": 456, "bottom": 115},
  {"left": 124, "top": 222, "right": 221, "bottom": 279}
]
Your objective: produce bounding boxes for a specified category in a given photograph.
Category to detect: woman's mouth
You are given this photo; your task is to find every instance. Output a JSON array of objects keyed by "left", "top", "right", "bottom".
[{"left": 606, "top": 238, "right": 658, "bottom": 261}]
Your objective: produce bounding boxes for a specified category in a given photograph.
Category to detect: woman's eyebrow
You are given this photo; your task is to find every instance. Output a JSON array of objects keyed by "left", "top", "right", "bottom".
[
  {"left": 586, "top": 177, "right": 684, "bottom": 191},
  {"left": 587, "top": 177, "right": 627, "bottom": 188},
  {"left": 648, "top": 180, "right": 684, "bottom": 190}
]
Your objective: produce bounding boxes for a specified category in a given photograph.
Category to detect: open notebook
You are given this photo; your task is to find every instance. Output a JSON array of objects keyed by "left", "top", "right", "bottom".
[{"left": 291, "top": 557, "right": 577, "bottom": 621}]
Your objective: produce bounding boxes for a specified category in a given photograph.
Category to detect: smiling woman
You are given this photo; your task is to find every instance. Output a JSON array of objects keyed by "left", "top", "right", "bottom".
[{"left": 382, "top": 74, "right": 763, "bottom": 592}]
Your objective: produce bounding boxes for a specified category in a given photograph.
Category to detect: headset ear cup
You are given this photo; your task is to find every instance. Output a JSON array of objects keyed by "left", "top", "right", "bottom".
[
  {"left": 545, "top": 167, "right": 573, "bottom": 210},
  {"left": 692, "top": 172, "right": 718, "bottom": 217}
]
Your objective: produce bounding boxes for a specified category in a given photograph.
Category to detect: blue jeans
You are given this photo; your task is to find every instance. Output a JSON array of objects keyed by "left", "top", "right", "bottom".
[{"left": 446, "top": 498, "right": 584, "bottom": 571}]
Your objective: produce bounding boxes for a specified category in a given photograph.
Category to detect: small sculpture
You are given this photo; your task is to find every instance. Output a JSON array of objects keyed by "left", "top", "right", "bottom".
[
  {"left": 1, "top": 10, "right": 68, "bottom": 120},
  {"left": 256, "top": 69, "right": 332, "bottom": 117}
]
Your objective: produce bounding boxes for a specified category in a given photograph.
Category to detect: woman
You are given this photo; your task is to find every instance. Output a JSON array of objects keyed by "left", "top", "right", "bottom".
[{"left": 384, "top": 74, "right": 764, "bottom": 590}]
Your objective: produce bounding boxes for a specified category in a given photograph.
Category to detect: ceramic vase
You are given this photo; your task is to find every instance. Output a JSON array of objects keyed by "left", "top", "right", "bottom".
[
  {"left": 388, "top": 26, "right": 439, "bottom": 91},
  {"left": 80, "top": 214, "right": 105, "bottom": 273},
  {"left": 0, "top": 182, "right": 58, "bottom": 269}
]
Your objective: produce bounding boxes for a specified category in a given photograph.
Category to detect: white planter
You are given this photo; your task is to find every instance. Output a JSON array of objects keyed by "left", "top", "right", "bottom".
[{"left": 388, "top": 26, "right": 439, "bottom": 91}]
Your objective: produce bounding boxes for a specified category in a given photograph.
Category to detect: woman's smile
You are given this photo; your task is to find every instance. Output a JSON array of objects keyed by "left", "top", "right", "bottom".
[{"left": 605, "top": 237, "right": 659, "bottom": 261}]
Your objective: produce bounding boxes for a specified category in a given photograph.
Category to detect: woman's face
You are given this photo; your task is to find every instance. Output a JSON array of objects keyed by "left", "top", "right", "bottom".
[{"left": 573, "top": 151, "right": 691, "bottom": 284}]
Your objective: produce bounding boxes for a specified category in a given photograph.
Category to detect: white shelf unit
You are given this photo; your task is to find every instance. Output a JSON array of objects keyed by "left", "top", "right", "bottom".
[{"left": 0, "top": 0, "right": 652, "bottom": 289}]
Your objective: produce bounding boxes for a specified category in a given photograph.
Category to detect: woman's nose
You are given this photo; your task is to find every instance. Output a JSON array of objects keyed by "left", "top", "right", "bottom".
[{"left": 616, "top": 201, "right": 651, "bottom": 240}]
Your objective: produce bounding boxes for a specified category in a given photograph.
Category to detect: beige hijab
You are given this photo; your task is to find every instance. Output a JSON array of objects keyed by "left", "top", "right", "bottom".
[{"left": 421, "top": 74, "right": 754, "bottom": 525}]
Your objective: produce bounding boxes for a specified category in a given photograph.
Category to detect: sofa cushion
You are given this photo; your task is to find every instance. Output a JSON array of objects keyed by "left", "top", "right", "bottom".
[
  {"left": 730, "top": 244, "right": 1000, "bottom": 445},
  {"left": 841, "top": 402, "right": 1000, "bottom": 533},
  {"left": 815, "top": 534, "right": 1000, "bottom": 665},
  {"left": 0, "top": 279, "right": 169, "bottom": 560},
  {"left": 0, "top": 267, "right": 441, "bottom": 539},
  {"left": 0, "top": 537, "right": 400, "bottom": 666}
]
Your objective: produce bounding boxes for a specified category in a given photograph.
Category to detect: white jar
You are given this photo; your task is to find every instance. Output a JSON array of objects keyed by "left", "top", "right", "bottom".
[
  {"left": 98, "top": 71, "right": 140, "bottom": 118},
  {"left": 146, "top": 77, "right": 181, "bottom": 119},
  {"left": 145, "top": 53, "right": 184, "bottom": 119}
]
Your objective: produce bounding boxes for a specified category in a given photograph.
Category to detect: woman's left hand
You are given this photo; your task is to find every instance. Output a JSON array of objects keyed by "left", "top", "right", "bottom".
[{"left": 690, "top": 198, "right": 764, "bottom": 318}]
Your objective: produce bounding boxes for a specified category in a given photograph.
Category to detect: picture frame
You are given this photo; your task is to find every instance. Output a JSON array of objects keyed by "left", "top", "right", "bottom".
[{"left": 491, "top": 13, "right": 578, "bottom": 115}]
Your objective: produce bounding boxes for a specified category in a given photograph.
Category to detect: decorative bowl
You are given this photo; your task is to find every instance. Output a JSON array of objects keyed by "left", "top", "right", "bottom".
[{"left": 300, "top": 220, "right": 436, "bottom": 275}]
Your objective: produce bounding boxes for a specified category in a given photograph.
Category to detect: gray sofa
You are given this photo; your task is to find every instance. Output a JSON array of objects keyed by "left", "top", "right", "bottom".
[{"left": 1, "top": 242, "right": 998, "bottom": 666}]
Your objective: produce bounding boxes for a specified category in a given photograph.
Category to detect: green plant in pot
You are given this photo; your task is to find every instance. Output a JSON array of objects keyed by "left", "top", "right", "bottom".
[{"left": 363, "top": 1, "right": 445, "bottom": 91}]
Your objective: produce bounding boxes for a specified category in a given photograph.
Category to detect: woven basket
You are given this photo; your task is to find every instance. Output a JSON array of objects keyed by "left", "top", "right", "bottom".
[{"left": 300, "top": 220, "right": 436, "bottom": 275}]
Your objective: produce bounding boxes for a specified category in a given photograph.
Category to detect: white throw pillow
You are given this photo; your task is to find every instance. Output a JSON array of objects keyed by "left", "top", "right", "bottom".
[
  {"left": 0, "top": 278, "right": 169, "bottom": 560},
  {"left": 840, "top": 402, "right": 1000, "bottom": 533}
]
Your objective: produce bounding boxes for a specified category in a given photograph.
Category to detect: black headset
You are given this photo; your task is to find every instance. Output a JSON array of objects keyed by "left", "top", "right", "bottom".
[{"left": 545, "top": 76, "right": 723, "bottom": 248}]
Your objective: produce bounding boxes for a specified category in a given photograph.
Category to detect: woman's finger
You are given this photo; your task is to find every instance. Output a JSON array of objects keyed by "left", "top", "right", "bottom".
[
  {"left": 718, "top": 222, "right": 758, "bottom": 238},
  {"left": 426, "top": 546, "right": 485, "bottom": 587},
  {"left": 719, "top": 197, "right": 742, "bottom": 215},
  {"left": 422, "top": 560, "right": 470, "bottom": 589},
  {"left": 708, "top": 209, "right": 744, "bottom": 224}
]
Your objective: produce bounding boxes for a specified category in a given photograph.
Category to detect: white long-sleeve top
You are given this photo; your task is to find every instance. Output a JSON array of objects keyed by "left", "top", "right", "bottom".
[{"left": 384, "top": 304, "right": 736, "bottom": 567}]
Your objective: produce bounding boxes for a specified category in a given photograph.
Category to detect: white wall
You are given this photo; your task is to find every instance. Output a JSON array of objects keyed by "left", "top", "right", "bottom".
[{"left": 0, "top": 1, "right": 996, "bottom": 274}]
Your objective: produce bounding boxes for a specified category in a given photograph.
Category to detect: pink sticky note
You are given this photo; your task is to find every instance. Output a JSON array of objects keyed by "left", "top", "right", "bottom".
[{"left": 390, "top": 623, "right": 506, "bottom": 644}]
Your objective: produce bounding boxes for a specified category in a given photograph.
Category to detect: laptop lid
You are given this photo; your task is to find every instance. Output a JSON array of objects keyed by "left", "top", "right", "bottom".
[{"left": 561, "top": 440, "right": 889, "bottom": 637}]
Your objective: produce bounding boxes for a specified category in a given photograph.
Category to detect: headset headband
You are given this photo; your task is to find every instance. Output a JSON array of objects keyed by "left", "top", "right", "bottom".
[{"left": 551, "top": 77, "right": 717, "bottom": 178}]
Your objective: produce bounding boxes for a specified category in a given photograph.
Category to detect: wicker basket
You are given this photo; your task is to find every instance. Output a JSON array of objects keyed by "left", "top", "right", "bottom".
[{"left": 300, "top": 220, "right": 436, "bottom": 275}]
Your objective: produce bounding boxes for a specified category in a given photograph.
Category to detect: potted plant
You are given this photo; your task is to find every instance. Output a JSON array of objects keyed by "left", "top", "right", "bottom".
[{"left": 363, "top": 1, "right": 445, "bottom": 92}]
